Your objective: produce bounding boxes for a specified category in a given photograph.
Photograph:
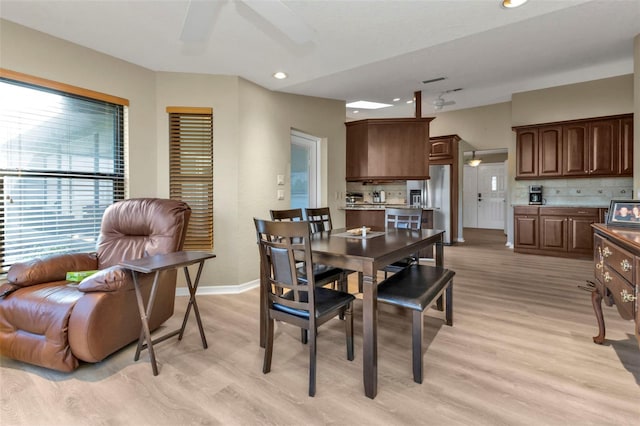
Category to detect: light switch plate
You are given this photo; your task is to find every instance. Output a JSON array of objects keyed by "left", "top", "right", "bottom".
[
  {"left": 277, "top": 174, "right": 285, "bottom": 185},
  {"left": 277, "top": 189, "right": 284, "bottom": 200}
]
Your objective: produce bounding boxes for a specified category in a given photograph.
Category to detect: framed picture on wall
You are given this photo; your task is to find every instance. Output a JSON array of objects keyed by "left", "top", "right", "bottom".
[{"left": 606, "top": 200, "right": 640, "bottom": 227}]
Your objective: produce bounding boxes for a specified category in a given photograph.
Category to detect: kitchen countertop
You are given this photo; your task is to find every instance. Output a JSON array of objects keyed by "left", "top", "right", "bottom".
[
  {"left": 511, "top": 204, "right": 609, "bottom": 208},
  {"left": 341, "top": 203, "right": 437, "bottom": 210}
]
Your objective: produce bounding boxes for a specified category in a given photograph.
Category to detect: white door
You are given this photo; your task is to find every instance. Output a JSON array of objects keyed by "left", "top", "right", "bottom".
[
  {"left": 477, "top": 163, "right": 505, "bottom": 229},
  {"left": 463, "top": 163, "right": 505, "bottom": 229},
  {"left": 290, "top": 130, "right": 320, "bottom": 209},
  {"left": 463, "top": 165, "right": 478, "bottom": 227}
]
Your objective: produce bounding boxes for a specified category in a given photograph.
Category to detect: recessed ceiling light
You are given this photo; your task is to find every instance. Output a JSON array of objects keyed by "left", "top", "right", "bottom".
[
  {"left": 406, "top": 100, "right": 413, "bottom": 104},
  {"left": 353, "top": 110, "right": 359, "bottom": 114},
  {"left": 273, "top": 72, "right": 288, "bottom": 79},
  {"left": 393, "top": 98, "right": 401, "bottom": 102},
  {"left": 346, "top": 100, "right": 393, "bottom": 109},
  {"left": 501, "top": 0, "right": 528, "bottom": 8}
]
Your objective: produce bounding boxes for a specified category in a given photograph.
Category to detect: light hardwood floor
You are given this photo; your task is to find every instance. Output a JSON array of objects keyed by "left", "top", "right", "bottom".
[{"left": 1, "top": 228, "right": 639, "bottom": 425}]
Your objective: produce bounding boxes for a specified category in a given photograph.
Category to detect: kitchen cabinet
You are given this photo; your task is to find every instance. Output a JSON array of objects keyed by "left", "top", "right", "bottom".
[
  {"left": 345, "top": 209, "right": 385, "bottom": 230},
  {"left": 346, "top": 118, "right": 433, "bottom": 181},
  {"left": 514, "top": 206, "right": 539, "bottom": 249},
  {"left": 563, "top": 120, "right": 618, "bottom": 176},
  {"left": 620, "top": 116, "right": 634, "bottom": 176},
  {"left": 515, "top": 126, "right": 563, "bottom": 178},
  {"left": 429, "top": 135, "right": 459, "bottom": 162},
  {"left": 514, "top": 206, "right": 602, "bottom": 258},
  {"left": 513, "top": 113, "right": 632, "bottom": 180},
  {"left": 345, "top": 208, "right": 435, "bottom": 232}
]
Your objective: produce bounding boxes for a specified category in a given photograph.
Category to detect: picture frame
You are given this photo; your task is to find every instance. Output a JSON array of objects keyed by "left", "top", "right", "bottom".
[{"left": 606, "top": 200, "right": 640, "bottom": 227}]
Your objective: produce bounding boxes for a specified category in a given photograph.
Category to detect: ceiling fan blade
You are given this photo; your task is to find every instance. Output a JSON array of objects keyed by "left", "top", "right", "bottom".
[
  {"left": 180, "top": 0, "right": 224, "bottom": 43},
  {"left": 242, "top": 0, "right": 315, "bottom": 44}
]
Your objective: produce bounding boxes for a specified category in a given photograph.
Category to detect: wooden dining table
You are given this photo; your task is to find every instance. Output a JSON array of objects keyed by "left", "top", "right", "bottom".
[{"left": 258, "top": 227, "right": 445, "bottom": 399}]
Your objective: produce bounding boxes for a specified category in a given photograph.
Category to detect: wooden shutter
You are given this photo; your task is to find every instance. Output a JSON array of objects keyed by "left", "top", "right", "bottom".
[{"left": 167, "top": 107, "right": 213, "bottom": 250}]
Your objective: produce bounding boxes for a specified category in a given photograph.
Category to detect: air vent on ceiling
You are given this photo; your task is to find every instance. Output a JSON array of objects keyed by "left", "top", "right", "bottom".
[{"left": 421, "top": 77, "right": 446, "bottom": 85}]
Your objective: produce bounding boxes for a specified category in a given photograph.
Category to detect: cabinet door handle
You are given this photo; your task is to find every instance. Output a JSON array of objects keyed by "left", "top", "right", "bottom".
[
  {"left": 621, "top": 289, "right": 637, "bottom": 303},
  {"left": 621, "top": 259, "right": 632, "bottom": 272},
  {"left": 602, "top": 246, "right": 612, "bottom": 258},
  {"left": 604, "top": 272, "right": 612, "bottom": 283}
]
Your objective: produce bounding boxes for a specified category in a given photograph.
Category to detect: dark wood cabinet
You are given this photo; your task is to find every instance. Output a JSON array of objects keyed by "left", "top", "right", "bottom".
[
  {"left": 345, "top": 209, "right": 385, "bottom": 230},
  {"left": 345, "top": 118, "right": 433, "bottom": 181},
  {"left": 429, "top": 135, "right": 458, "bottom": 162},
  {"left": 539, "top": 126, "right": 563, "bottom": 177},
  {"left": 591, "top": 224, "right": 639, "bottom": 348},
  {"left": 514, "top": 206, "right": 539, "bottom": 249},
  {"left": 620, "top": 116, "right": 634, "bottom": 176},
  {"left": 514, "top": 113, "right": 632, "bottom": 180},
  {"left": 516, "top": 129, "right": 538, "bottom": 178},
  {"left": 515, "top": 206, "right": 601, "bottom": 258}
]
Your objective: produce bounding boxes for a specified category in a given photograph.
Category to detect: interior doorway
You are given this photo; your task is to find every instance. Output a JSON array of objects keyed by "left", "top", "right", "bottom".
[
  {"left": 290, "top": 130, "right": 320, "bottom": 210},
  {"left": 463, "top": 162, "right": 506, "bottom": 230}
]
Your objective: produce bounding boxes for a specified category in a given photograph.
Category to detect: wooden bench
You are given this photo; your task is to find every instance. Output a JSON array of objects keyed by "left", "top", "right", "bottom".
[{"left": 377, "top": 264, "right": 455, "bottom": 383}]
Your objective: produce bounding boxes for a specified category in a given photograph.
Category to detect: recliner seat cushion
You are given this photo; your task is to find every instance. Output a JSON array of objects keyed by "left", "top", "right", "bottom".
[{"left": 0, "top": 282, "right": 83, "bottom": 372}]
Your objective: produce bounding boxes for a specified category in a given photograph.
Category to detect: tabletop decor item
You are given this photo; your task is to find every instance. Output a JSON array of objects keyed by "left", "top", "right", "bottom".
[{"left": 606, "top": 199, "right": 640, "bottom": 227}]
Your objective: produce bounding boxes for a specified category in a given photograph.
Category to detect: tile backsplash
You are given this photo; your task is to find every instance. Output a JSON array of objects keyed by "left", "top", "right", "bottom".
[
  {"left": 346, "top": 183, "right": 408, "bottom": 204},
  {"left": 513, "top": 177, "right": 633, "bottom": 206}
]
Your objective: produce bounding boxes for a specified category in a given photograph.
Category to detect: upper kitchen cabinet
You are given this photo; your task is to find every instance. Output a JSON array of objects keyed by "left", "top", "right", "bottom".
[
  {"left": 515, "top": 126, "right": 562, "bottom": 178},
  {"left": 514, "top": 113, "right": 633, "bottom": 180},
  {"left": 345, "top": 118, "right": 434, "bottom": 181},
  {"left": 429, "top": 134, "right": 460, "bottom": 163}
]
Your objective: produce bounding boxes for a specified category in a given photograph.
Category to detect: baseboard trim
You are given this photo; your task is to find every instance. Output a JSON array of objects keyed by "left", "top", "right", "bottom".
[{"left": 176, "top": 279, "right": 260, "bottom": 296}]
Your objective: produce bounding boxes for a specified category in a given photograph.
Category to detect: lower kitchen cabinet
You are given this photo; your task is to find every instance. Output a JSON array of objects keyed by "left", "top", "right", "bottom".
[
  {"left": 345, "top": 208, "right": 435, "bottom": 232},
  {"left": 515, "top": 206, "right": 603, "bottom": 258}
]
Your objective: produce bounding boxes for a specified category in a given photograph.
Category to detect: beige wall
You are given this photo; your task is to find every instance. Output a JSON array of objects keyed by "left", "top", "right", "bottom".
[
  {"left": 635, "top": 34, "right": 640, "bottom": 195},
  {"left": 0, "top": 19, "right": 159, "bottom": 197},
  {"left": 1, "top": 20, "right": 347, "bottom": 288}
]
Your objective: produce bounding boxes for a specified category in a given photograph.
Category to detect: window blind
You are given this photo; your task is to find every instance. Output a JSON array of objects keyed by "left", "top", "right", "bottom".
[
  {"left": 0, "top": 74, "right": 126, "bottom": 273},
  {"left": 167, "top": 107, "right": 213, "bottom": 250}
]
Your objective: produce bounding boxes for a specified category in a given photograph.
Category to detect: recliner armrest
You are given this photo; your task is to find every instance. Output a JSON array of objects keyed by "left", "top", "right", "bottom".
[
  {"left": 77, "top": 266, "right": 133, "bottom": 292},
  {"left": 7, "top": 253, "right": 98, "bottom": 287}
]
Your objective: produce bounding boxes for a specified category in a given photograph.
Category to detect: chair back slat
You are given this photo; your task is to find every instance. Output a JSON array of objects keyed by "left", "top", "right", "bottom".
[
  {"left": 270, "top": 208, "right": 304, "bottom": 222},
  {"left": 385, "top": 208, "right": 423, "bottom": 230},
  {"left": 305, "top": 207, "right": 333, "bottom": 233}
]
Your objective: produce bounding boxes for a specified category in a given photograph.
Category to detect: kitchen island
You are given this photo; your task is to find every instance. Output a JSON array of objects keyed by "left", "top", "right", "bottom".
[{"left": 342, "top": 204, "right": 435, "bottom": 231}]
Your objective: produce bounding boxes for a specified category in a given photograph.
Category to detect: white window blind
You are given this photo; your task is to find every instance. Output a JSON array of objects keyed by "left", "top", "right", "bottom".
[
  {"left": 0, "top": 70, "right": 126, "bottom": 273},
  {"left": 167, "top": 107, "right": 213, "bottom": 250}
]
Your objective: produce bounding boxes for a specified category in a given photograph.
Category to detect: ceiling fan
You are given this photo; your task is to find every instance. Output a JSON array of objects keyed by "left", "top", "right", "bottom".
[
  {"left": 180, "top": 0, "right": 315, "bottom": 45},
  {"left": 432, "top": 88, "right": 462, "bottom": 110}
]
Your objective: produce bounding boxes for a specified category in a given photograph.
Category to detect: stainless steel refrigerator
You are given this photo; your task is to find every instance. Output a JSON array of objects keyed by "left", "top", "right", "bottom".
[{"left": 407, "top": 164, "right": 451, "bottom": 244}]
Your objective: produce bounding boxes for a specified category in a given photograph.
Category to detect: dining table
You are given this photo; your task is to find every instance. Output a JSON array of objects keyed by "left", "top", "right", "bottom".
[{"left": 258, "top": 226, "right": 445, "bottom": 399}]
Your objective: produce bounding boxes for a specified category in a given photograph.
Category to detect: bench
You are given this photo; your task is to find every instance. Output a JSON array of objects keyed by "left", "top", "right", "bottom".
[{"left": 377, "top": 264, "right": 455, "bottom": 383}]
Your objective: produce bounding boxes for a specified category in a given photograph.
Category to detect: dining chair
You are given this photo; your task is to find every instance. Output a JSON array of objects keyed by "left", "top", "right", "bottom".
[
  {"left": 306, "top": 207, "right": 361, "bottom": 294},
  {"left": 305, "top": 207, "right": 333, "bottom": 233},
  {"left": 254, "top": 218, "right": 355, "bottom": 397},
  {"left": 383, "top": 207, "right": 424, "bottom": 278},
  {"left": 270, "top": 208, "right": 347, "bottom": 341}
]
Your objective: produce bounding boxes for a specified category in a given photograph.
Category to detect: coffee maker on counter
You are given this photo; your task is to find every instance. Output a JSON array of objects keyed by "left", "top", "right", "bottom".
[{"left": 529, "top": 185, "right": 543, "bottom": 205}]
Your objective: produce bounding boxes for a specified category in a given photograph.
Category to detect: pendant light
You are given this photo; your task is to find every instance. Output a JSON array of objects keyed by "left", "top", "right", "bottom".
[{"left": 468, "top": 151, "right": 482, "bottom": 167}]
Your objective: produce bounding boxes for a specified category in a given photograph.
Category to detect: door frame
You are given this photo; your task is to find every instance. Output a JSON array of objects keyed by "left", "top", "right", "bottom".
[{"left": 290, "top": 129, "right": 321, "bottom": 208}]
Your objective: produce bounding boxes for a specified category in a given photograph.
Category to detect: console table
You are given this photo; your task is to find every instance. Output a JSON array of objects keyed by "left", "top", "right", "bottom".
[
  {"left": 591, "top": 224, "right": 639, "bottom": 348},
  {"left": 120, "top": 250, "right": 216, "bottom": 375}
]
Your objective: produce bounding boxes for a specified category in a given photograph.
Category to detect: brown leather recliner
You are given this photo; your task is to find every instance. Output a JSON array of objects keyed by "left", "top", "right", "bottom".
[{"left": 0, "top": 198, "right": 191, "bottom": 372}]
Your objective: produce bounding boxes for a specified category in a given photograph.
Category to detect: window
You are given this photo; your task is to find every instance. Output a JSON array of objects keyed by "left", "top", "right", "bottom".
[
  {"left": 167, "top": 107, "right": 213, "bottom": 250},
  {"left": 0, "top": 69, "right": 127, "bottom": 273}
]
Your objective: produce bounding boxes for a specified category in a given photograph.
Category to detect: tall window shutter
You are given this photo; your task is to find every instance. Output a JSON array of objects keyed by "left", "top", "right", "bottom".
[{"left": 167, "top": 107, "right": 213, "bottom": 250}]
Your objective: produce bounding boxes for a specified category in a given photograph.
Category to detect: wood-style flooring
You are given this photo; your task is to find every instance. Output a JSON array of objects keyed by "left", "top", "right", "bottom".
[{"left": 1, "top": 228, "right": 639, "bottom": 425}]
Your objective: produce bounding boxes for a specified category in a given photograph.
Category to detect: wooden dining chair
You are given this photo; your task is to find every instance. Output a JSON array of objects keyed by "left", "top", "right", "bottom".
[
  {"left": 306, "top": 207, "right": 361, "bottom": 294},
  {"left": 305, "top": 207, "right": 333, "bottom": 233},
  {"left": 271, "top": 208, "right": 347, "bottom": 340},
  {"left": 383, "top": 207, "right": 424, "bottom": 278},
  {"left": 254, "top": 218, "right": 355, "bottom": 397}
]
